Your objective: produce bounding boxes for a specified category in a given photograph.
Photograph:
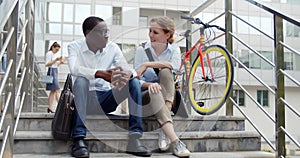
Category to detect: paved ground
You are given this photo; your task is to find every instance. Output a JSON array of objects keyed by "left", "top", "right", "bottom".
[{"left": 13, "top": 151, "right": 280, "bottom": 158}]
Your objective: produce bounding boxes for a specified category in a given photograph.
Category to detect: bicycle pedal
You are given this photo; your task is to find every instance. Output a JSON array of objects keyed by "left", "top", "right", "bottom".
[{"left": 197, "top": 102, "right": 204, "bottom": 107}]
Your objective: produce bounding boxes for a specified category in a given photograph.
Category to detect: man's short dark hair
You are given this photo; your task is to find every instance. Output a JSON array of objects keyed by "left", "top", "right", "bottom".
[{"left": 82, "top": 16, "right": 104, "bottom": 36}]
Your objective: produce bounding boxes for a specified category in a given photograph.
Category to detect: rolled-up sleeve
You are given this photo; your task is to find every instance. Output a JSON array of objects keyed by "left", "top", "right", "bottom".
[{"left": 67, "top": 42, "right": 97, "bottom": 80}]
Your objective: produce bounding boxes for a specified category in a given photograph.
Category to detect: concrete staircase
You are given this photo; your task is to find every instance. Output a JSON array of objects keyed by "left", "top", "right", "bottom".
[{"left": 11, "top": 112, "right": 269, "bottom": 157}]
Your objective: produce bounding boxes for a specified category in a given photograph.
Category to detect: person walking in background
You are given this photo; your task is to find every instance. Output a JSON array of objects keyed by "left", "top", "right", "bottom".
[
  {"left": 45, "top": 42, "right": 63, "bottom": 113},
  {"left": 134, "top": 16, "right": 190, "bottom": 157}
]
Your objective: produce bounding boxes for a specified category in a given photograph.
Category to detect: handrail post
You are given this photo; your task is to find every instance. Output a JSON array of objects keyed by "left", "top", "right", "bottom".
[
  {"left": 3, "top": 1, "right": 18, "bottom": 157},
  {"left": 274, "top": 15, "right": 286, "bottom": 157},
  {"left": 22, "top": 0, "right": 34, "bottom": 112},
  {"left": 225, "top": 0, "right": 233, "bottom": 116}
]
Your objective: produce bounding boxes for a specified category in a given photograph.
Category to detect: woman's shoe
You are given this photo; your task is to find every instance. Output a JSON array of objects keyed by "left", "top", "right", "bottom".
[{"left": 47, "top": 108, "right": 55, "bottom": 113}]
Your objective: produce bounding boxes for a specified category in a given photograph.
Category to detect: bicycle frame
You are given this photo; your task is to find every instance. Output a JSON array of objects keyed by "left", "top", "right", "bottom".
[{"left": 177, "top": 26, "right": 215, "bottom": 85}]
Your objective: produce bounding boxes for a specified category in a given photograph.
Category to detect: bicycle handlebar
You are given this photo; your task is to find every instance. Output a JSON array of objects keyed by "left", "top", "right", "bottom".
[{"left": 181, "top": 16, "right": 226, "bottom": 32}]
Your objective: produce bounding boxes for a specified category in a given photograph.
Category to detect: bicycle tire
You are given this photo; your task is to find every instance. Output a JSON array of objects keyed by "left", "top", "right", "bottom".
[{"left": 187, "top": 45, "right": 234, "bottom": 115}]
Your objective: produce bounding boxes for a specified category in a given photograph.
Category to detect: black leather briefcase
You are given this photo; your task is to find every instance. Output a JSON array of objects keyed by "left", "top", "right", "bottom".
[{"left": 51, "top": 73, "right": 75, "bottom": 140}]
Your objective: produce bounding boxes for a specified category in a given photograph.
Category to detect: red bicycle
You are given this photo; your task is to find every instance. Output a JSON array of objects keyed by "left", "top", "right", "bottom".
[{"left": 176, "top": 16, "right": 234, "bottom": 115}]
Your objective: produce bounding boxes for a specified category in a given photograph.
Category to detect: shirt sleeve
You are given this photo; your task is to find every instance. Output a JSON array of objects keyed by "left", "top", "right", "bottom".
[
  {"left": 67, "top": 42, "right": 97, "bottom": 80},
  {"left": 134, "top": 46, "right": 146, "bottom": 71},
  {"left": 170, "top": 44, "right": 181, "bottom": 71},
  {"left": 45, "top": 51, "right": 52, "bottom": 66}
]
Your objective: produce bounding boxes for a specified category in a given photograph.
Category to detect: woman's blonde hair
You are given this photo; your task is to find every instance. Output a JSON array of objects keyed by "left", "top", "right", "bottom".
[{"left": 150, "top": 16, "right": 175, "bottom": 44}]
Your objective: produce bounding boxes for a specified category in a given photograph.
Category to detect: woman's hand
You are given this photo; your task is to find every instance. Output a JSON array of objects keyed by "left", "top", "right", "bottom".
[
  {"left": 55, "top": 56, "right": 62, "bottom": 61},
  {"left": 136, "top": 62, "right": 149, "bottom": 79},
  {"left": 148, "top": 82, "right": 161, "bottom": 94}
]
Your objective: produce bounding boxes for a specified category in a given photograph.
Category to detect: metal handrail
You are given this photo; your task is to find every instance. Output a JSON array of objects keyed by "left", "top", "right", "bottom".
[
  {"left": 176, "top": 12, "right": 226, "bottom": 44},
  {"left": 229, "top": 32, "right": 275, "bottom": 67},
  {"left": 0, "top": 127, "right": 11, "bottom": 158},
  {"left": 231, "top": 54, "right": 276, "bottom": 95},
  {"left": 0, "top": 92, "right": 12, "bottom": 130},
  {"left": 0, "top": 60, "right": 13, "bottom": 97},
  {"left": 229, "top": 97, "right": 276, "bottom": 150},
  {"left": 15, "top": 43, "right": 27, "bottom": 78},
  {"left": 234, "top": 80, "right": 275, "bottom": 123},
  {"left": 279, "top": 126, "right": 300, "bottom": 148},
  {"left": 16, "top": 19, "right": 28, "bottom": 49},
  {"left": 0, "top": 27, "right": 14, "bottom": 59},
  {"left": 278, "top": 69, "right": 300, "bottom": 87},
  {"left": 0, "top": 0, "right": 18, "bottom": 31},
  {"left": 14, "top": 91, "right": 26, "bottom": 136},
  {"left": 279, "top": 41, "right": 300, "bottom": 56},
  {"left": 279, "top": 97, "right": 300, "bottom": 118},
  {"left": 15, "top": 67, "right": 26, "bottom": 106},
  {"left": 229, "top": 11, "right": 273, "bottom": 40}
]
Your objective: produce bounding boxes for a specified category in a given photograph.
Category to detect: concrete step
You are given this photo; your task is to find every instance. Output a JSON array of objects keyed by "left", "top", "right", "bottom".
[
  {"left": 16, "top": 113, "right": 245, "bottom": 132},
  {"left": 13, "top": 151, "right": 276, "bottom": 158},
  {"left": 12, "top": 131, "right": 261, "bottom": 154}
]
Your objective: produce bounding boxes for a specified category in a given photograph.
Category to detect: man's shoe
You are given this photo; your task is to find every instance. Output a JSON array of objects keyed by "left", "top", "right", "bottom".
[
  {"left": 158, "top": 130, "right": 170, "bottom": 151},
  {"left": 72, "top": 139, "right": 89, "bottom": 158},
  {"left": 126, "top": 134, "right": 152, "bottom": 157},
  {"left": 172, "top": 140, "right": 190, "bottom": 157}
]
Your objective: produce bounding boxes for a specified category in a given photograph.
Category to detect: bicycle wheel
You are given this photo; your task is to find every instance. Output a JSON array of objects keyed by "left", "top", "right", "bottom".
[{"left": 187, "top": 45, "right": 234, "bottom": 115}]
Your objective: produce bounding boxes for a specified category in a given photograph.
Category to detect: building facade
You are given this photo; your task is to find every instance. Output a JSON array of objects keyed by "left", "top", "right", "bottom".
[{"left": 34, "top": 0, "right": 300, "bottom": 149}]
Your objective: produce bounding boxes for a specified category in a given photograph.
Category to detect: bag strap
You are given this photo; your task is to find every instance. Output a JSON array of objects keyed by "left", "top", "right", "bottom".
[
  {"left": 143, "top": 44, "right": 160, "bottom": 75},
  {"left": 64, "top": 73, "right": 73, "bottom": 92}
]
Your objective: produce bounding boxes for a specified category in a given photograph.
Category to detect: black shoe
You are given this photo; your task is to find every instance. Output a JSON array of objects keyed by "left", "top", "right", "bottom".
[
  {"left": 126, "top": 134, "right": 152, "bottom": 157},
  {"left": 71, "top": 139, "right": 89, "bottom": 158}
]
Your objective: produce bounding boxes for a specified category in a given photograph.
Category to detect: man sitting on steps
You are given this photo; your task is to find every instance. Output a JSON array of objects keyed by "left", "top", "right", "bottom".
[{"left": 67, "top": 16, "right": 151, "bottom": 158}]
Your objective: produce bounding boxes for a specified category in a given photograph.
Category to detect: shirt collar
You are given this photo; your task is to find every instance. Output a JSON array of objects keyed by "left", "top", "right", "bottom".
[
  {"left": 146, "top": 42, "right": 172, "bottom": 53},
  {"left": 82, "top": 39, "right": 107, "bottom": 54}
]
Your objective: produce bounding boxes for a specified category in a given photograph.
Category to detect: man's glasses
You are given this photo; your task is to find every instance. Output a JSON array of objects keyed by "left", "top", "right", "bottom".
[{"left": 94, "top": 29, "right": 110, "bottom": 37}]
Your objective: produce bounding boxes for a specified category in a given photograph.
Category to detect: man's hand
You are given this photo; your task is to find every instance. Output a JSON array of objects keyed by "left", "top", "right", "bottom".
[
  {"left": 111, "top": 69, "right": 133, "bottom": 91},
  {"left": 95, "top": 66, "right": 123, "bottom": 82}
]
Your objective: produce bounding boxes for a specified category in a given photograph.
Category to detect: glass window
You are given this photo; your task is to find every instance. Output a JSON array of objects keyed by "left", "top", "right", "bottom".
[
  {"left": 123, "top": 7, "right": 139, "bottom": 26},
  {"left": 261, "top": 17, "right": 272, "bottom": 36},
  {"left": 238, "top": 50, "right": 249, "bottom": 68},
  {"left": 286, "top": 0, "right": 300, "bottom": 4},
  {"left": 249, "top": 53, "right": 261, "bottom": 69},
  {"left": 286, "top": 22, "right": 300, "bottom": 37},
  {"left": 237, "top": 16, "right": 249, "bottom": 34},
  {"left": 95, "top": 5, "right": 112, "bottom": 25},
  {"left": 47, "top": 2, "right": 62, "bottom": 22},
  {"left": 233, "top": 90, "right": 245, "bottom": 106},
  {"left": 139, "top": 16, "right": 148, "bottom": 28},
  {"left": 64, "top": 4, "right": 73, "bottom": 22},
  {"left": 74, "top": 25, "right": 83, "bottom": 36},
  {"left": 75, "top": 4, "right": 91, "bottom": 23},
  {"left": 63, "top": 24, "right": 73, "bottom": 35},
  {"left": 284, "top": 52, "right": 293, "bottom": 70},
  {"left": 248, "top": 51, "right": 273, "bottom": 70},
  {"left": 113, "top": 7, "right": 122, "bottom": 25},
  {"left": 46, "top": 23, "right": 61, "bottom": 34},
  {"left": 257, "top": 90, "right": 269, "bottom": 107},
  {"left": 249, "top": 16, "right": 260, "bottom": 35},
  {"left": 74, "top": 24, "right": 83, "bottom": 36},
  {"left": 260, "top": 51, "right": 273, "bottom": 70}
]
